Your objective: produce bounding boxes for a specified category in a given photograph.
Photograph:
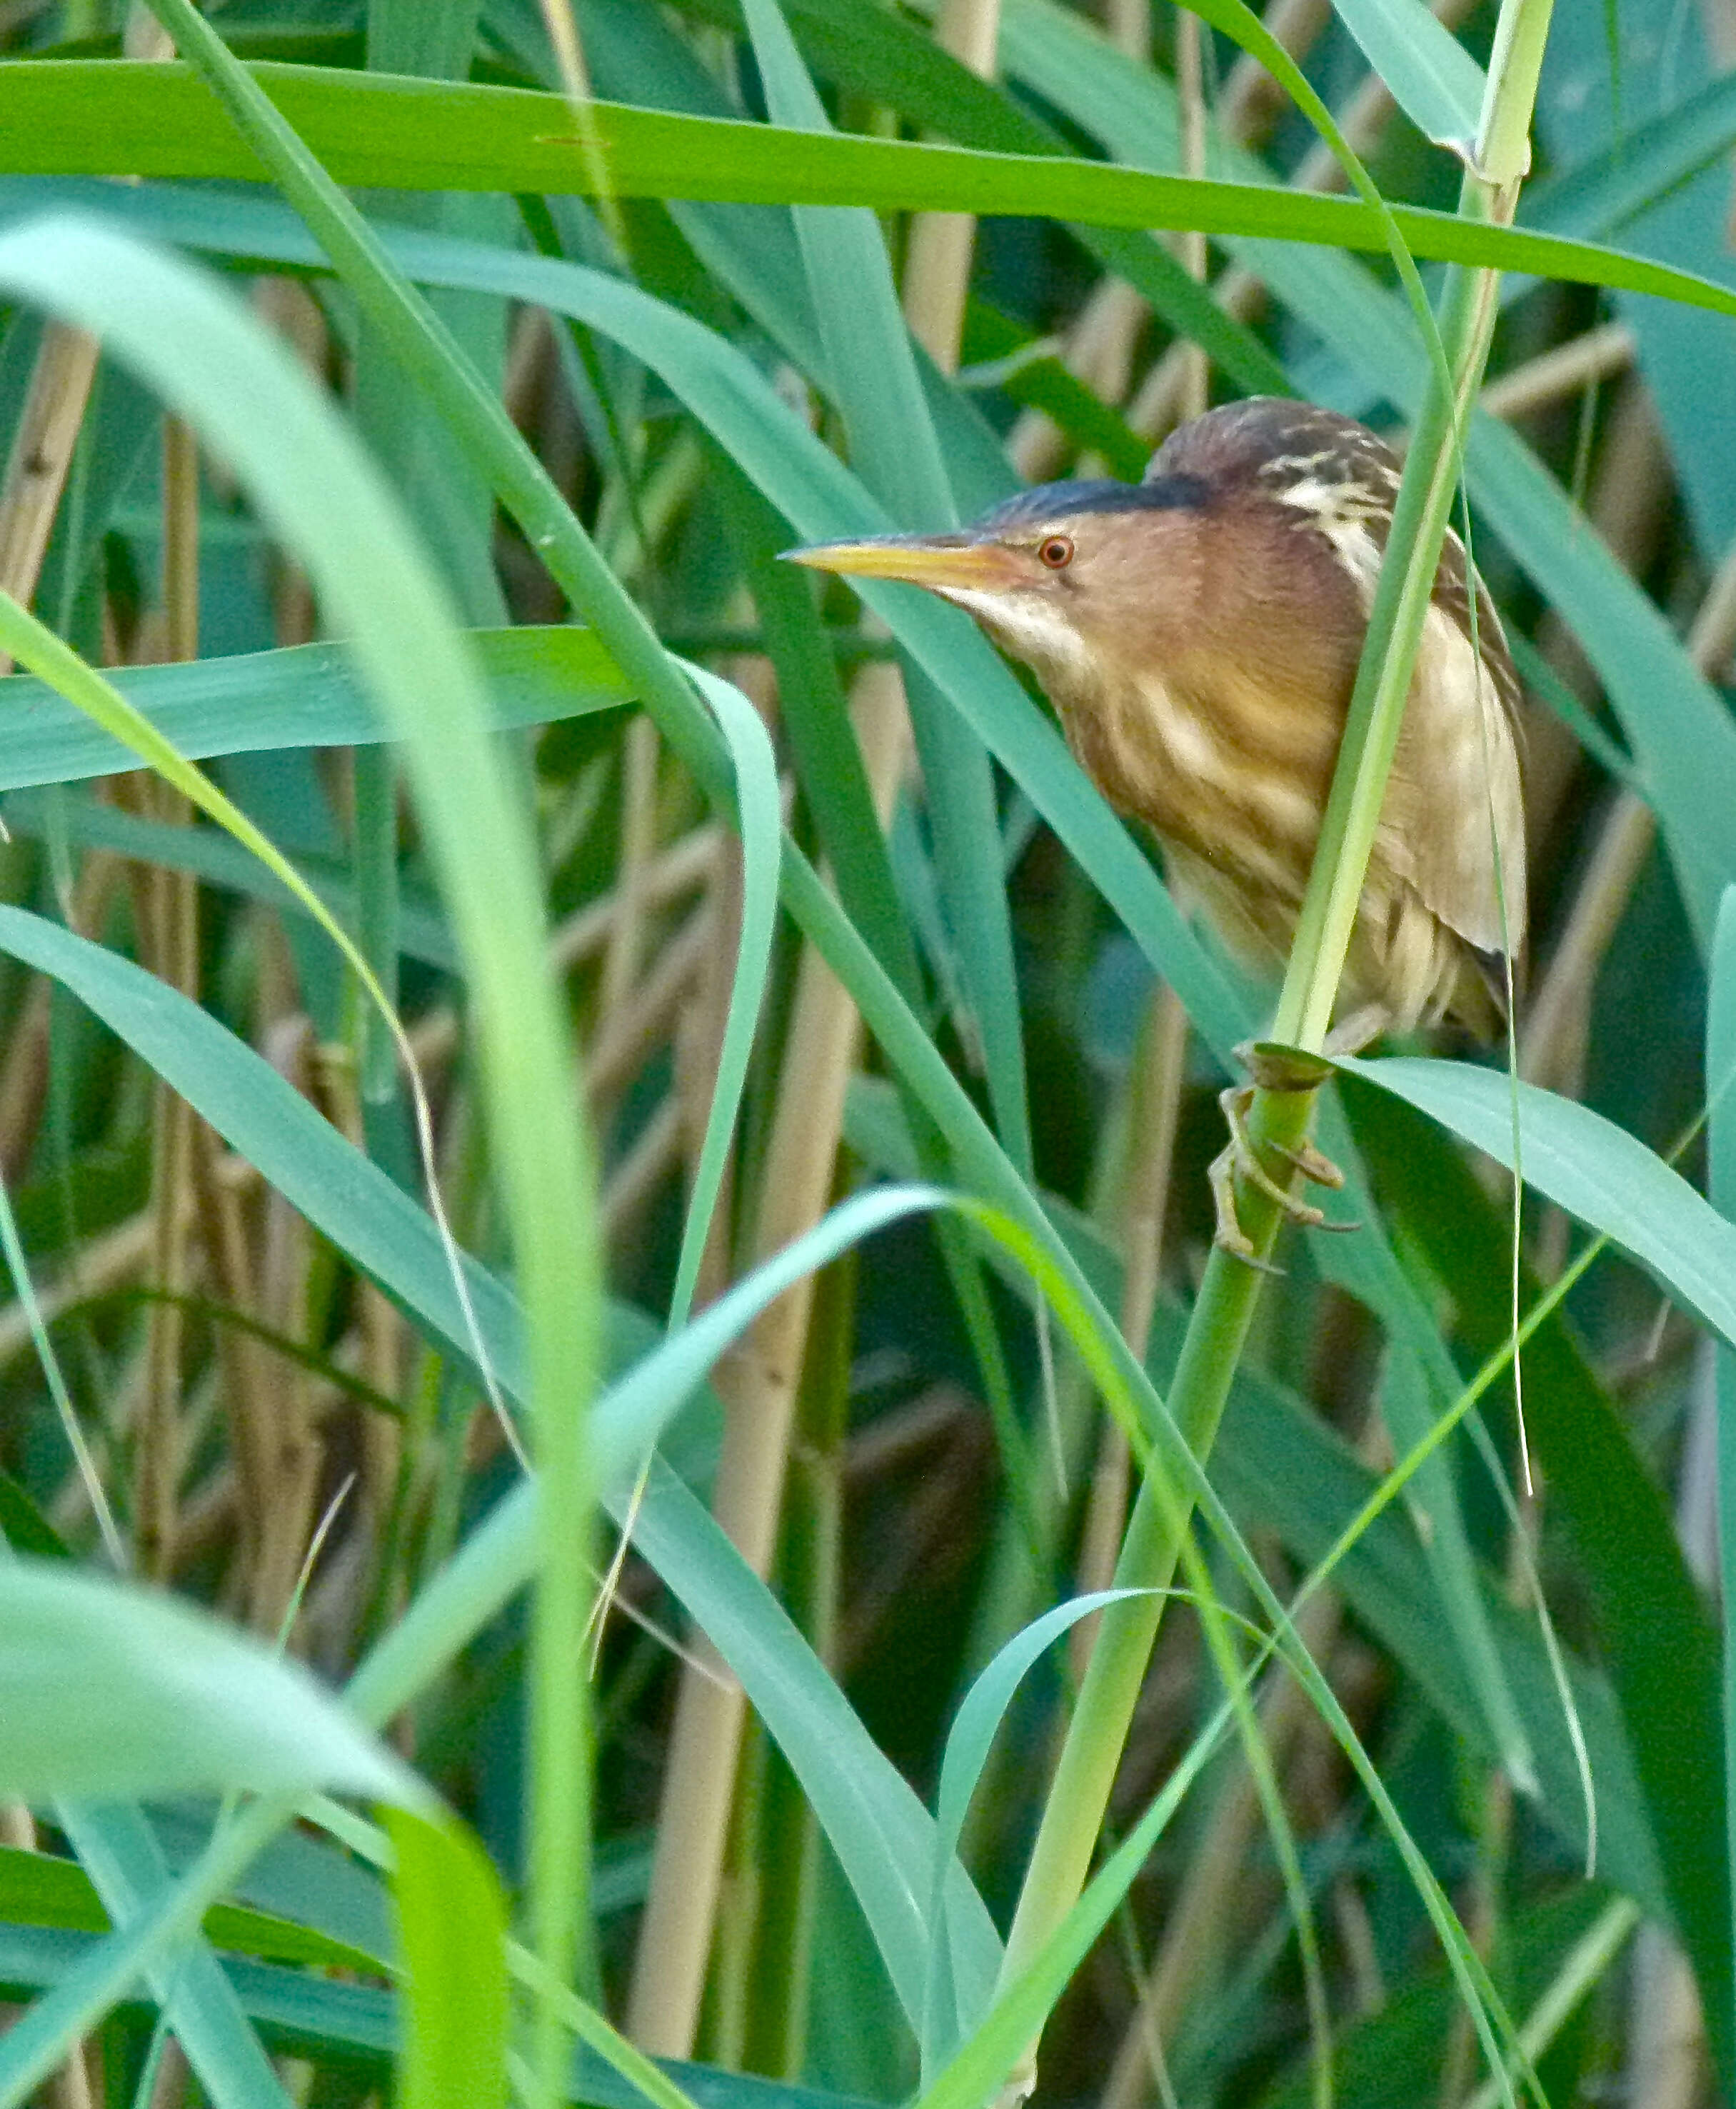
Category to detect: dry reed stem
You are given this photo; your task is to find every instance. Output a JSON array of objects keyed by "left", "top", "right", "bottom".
[
  {"left": 407, "top": 822, "right": 723, "bottom": 1071},
  {"left": 121, "top": 2, "right": 173, "bottom": 61},
  {"left": 1018, "top": 0, "right": 1158, "bottom": 476},
  {"left": 1070, "top": 981, "right": 1190, "bottom": 1673},
  {"left": 1518, "top": 793, "right": 1654, "bottom": 1093},
  {"left": 318, "top": 1050, "right": 409, "bottom": 1655},
  {"left": 0, "top": 1805, "right": 98, "bottom": 2109},
  {"left": 1170, "top": 11, "right": 1210, "bottom": 429},
  {"left": 902, "top": 0, "right": 1004, "bottom": 371},
  {"left": 625, "top": 659, "right": 910, "bottom": 2056},
  {"left": 0, "top": 316, "right": 104, "bottom": 1178},
  {"left": 1624, "top": 1925, "right": 1704, "bottom": 2109},
  {"left": 0, "top": 856, "right": 121, "bottom": 1178},
  {"left": 601, "top": 1093, "right": 686, "bottom": 1241},
  {"left": 1098, "top": 1, "right": 1152, "bottom": 57},
  {"left": 189, "top": 1113, "right": 294, "bottom": 1631},
  {"left": 1480, "top": 321, "right": 1634, "bottom": 421},
  {"left": 0, "top": 319, "right": 100, "bottom": 675},
  {"left": 586, "top": 905, "right": 712, "bottom": 1106},
  {"left": 0, "top": 1146, "right": 261, "bottom": 1376},
  {"left": 256, "top": 1013, "right": 320, "bottom": 1574},
  {"left": 133, "top": 418, "right": 204, "bottom": 1581},
  {"left": 596, "top": 715, "right": 663, "bottom": 1079}
]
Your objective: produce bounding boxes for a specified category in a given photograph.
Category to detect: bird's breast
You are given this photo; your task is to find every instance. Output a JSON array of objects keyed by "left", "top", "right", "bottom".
[{"left": 1056, "top": 662, "right": 1332, "bottom": 916}]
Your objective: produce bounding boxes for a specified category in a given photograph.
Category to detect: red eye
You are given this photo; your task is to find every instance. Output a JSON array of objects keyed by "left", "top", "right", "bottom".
[{"left": 1038, "top": 533, "right": 1074, "bottom": 570}]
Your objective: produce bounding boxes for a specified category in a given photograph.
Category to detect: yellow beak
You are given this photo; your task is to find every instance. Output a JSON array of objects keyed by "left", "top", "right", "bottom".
[{"left": 781, "top": 534, "right": 1024, "bottom": 593}]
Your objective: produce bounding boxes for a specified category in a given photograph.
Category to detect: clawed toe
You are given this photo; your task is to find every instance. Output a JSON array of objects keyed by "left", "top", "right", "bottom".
[{"left": 1210, "top": 1076, "right": 1358, "bottom": 1263}]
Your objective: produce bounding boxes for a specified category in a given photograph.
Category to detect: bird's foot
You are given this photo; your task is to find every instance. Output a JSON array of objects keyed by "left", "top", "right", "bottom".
[{"left": 1208, "top": 1042, "right": 1358, "bottom": 1265}]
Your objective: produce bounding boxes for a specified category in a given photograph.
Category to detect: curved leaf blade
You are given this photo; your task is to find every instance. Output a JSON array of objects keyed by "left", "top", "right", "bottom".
[{"left": 1341, "top": 1054, "right": 1736, "bottom": 1351}]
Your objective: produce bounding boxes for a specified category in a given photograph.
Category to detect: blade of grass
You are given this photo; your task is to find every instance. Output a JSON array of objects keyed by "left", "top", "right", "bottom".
[
  {"left": 0, "top": 200, "right": 598, "bottom": 2109},
  {"left": 666, "top": 663, "right": 780, "bottom": 1330},
  {"left": 0, "top": 72, "right": 1727, "bottom": 323},
  {"left": 1711, "top": 885, "right": 1736, "bottom": 2078},
  {"left": 0, "top": 626, "right": 632, "bottom": 789}
]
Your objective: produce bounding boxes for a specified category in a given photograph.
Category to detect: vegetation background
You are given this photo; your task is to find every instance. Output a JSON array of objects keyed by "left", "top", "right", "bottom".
[{"left": 0, "top": 0, "right": 1735, "bottom": 2105}]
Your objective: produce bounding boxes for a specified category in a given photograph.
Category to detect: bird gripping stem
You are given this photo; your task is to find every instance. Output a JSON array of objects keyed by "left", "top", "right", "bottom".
[{"left": 988, "top": 2, "right": 1551, "bottom": 2095}]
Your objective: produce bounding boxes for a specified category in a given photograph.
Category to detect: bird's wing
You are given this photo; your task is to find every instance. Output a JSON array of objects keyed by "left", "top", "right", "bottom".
[{"left": 1383, "top": 577, "right": 1527, "bottom": 959}]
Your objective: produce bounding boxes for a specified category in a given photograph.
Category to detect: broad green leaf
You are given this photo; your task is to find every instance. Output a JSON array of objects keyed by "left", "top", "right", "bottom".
[
  {"left": 386, "top": 1810, "right": 508, "bottom": 2109},
  {"left": 0, "top": 78, "right": 1733, "bottom": 319},
  {"left": 1531, "top": 9, "right": 1736, "bottom": 561},
  {"left": 1710, "top": 886, "right": 1736, "bottom": 2022},
  {"left": 1523, "top": 68, "right": 1736, "bottom": 248},
  {"left": 51, "top": 1801, "right": 293, "bottom": 2109},
  {"left": 0, "top": 1916, "right": 889, "bottom": 2109},
  {"left": 0, "top": 1561, "right": 423, "bottom": 1808},
  {"left": 0, "top": 1845, "right": 386, "bottom": 1977},
  {"left": 665, "top": 663, "right": 780, "bottom": 1327},
  {"left": 1318, "top": 0, "right": 1486, "bottom": 158},
  {"left": 1344, "top": 1073, "right": 1731, "bottom": 2052},
  {"left": 1343, "top": 1055, "right": 1736, "bottom": 1351},
  {"left": 0, "top": 627, "right": 629, "bottom": 791}
]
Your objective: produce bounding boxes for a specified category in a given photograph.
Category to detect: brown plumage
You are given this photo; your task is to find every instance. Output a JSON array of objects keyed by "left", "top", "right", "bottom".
[{"left": 788, "top": 397, "right": 1527, "bottom": 1047}]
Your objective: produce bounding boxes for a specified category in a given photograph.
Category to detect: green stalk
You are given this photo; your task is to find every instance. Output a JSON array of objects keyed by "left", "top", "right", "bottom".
[{"left": 994, "top": 0, "right": 1554, "bottom": 2064}]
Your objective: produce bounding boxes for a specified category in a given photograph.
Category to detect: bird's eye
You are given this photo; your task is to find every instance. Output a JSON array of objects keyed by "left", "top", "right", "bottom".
[{"left": 1037, "top": 533, "right": 1075, "bottom": 570}]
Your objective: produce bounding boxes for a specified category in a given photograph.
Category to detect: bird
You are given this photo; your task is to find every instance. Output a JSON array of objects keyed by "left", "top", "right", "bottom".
[{"left": 785, "top": 396, "right": 1526, "bottom": 1256}]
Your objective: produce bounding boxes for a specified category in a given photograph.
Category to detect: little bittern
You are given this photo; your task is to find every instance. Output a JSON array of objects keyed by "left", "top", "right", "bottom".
[{"left": 788, "top": 396, "right": 1526, "bottom": 1251}]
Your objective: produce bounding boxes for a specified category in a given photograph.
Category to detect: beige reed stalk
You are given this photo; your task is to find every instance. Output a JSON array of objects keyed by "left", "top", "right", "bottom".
[
  {"left": 1070, "top": 983, "right": 1189, "bottom": 1653},
  {"left": 0, "top": 319, "right": 104, "bottom": 1166},
  {"left": 626, "top": 663, "right": 909, "bottom": 2053},
  {"left": 628, "top": 10, "right": 1005, "bottom": 2040},
  {"left": 902, "top": 0, "right": 1004, "bottom": 369},
  {"left": 134, "top": 416, "right": 203, "bottom": 1581}
]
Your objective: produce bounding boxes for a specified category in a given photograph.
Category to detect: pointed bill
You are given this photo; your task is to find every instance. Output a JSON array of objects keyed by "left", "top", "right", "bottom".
[{"left": 782, "top": 535, "right": 1025, "bottom": 593}]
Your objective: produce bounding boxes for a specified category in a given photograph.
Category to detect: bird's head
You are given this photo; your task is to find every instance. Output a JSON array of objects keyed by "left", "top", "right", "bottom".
[{"left": 783, "top": 473, "right": 1215, "bottom": 697}]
